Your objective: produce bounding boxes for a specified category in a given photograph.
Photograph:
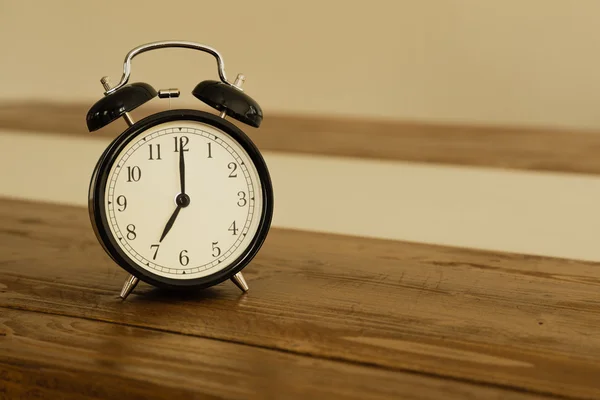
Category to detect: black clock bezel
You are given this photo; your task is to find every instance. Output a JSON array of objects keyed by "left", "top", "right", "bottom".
[{"left": 89, "top": 109, "right": 274, "bottom": 290}]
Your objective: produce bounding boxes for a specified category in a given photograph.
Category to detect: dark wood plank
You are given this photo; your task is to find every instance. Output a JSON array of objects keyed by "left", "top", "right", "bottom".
[
  {"left": 0, "top": 308, "right": 546, "bottom": 400},
  {"left": 2, "top": 102, "right": 600, "bottom": 175},
  {"left": 1, "top": 198, "right": 600, "bottom": 399}
]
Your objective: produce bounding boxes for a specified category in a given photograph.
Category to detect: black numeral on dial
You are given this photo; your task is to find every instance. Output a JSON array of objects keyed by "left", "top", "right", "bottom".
[
  {"left": 212, "top": 242, "right": 221, "bottom": 257},
  {"left": 179, "top": 250, "right": 189, "bottom": 266},
  {"left": 174, "top": 136, "right": 189, "bottom": 152},
  {"left": 126, "top": 224, "right": 136, "bottom": 240},
  {"left": 237, "top": 191, "right": 247, "bottom": 207},
  {"left": 228, "top": 221, "right": 238, "bottom": 235},
  {"left": 228, "top": 162, "right": 238, "bottom": 178},
  {"left": 150, "top": 244, "right": 160, "bottom": 260},
  {"left": 126, "top": 166, "right": 141, "bottom": 182},
  {"left": 148, "top": 144, "right": 162, "bottom": 160},
  {"left": 207, "top": 142, "right": 213, "bottom": 158},
  {"left": 116, "top": 195, "right": 127, "bottom": 211}
]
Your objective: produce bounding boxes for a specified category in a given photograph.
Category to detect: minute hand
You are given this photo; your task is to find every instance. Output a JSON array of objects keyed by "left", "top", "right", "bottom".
[{"left": 179, "top": 138, "right": 186, "bottom": 194}]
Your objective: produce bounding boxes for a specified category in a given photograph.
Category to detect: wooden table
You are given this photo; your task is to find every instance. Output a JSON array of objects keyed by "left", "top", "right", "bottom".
[{"left": 1, "top": 198, "right": 599, "bottom": 399}]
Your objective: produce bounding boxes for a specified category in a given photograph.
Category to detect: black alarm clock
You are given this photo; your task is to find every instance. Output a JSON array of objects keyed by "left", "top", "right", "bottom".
[{"left": 86, "top": 41, "right": 273, "bottom": 300}]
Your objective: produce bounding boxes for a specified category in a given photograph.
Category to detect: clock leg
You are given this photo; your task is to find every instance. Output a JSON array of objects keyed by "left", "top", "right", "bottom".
[
  {"left": 119, "top": 274, "right": 139, "bottom": 300},
  {"left": 231, "top": 272, "right": 249, "bottom": 293}
]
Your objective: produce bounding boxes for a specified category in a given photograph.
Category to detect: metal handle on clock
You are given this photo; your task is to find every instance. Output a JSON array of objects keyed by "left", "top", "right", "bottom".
[{"left": 104, "top": 40, "right": 234, "bottom": 96}]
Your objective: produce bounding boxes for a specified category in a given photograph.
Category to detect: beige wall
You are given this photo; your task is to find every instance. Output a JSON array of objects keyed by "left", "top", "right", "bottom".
[
  {"left": 2, "top": 2, "right": 600, "bottom": 261},
  {"left": 2, "top": 1, "right": 600, "bottom": 130}
]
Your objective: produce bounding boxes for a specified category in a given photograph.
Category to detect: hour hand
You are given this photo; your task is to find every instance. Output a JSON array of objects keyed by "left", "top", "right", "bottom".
[
  {"left": 159, "top": 204, "right": 182, "bottom": 243},
  {"left": 159, "top": 192, "right": 191, "bottom": 242}
]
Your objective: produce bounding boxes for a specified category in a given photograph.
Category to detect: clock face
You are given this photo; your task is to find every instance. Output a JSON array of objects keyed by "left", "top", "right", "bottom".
[{"left": 101, "top": 119, "right": 265, "bottom": 280}]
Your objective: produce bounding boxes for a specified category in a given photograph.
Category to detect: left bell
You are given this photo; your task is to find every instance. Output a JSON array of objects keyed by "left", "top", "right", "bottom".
[{"left": 86, "top": 82, "right": 157, "bottom": 132}]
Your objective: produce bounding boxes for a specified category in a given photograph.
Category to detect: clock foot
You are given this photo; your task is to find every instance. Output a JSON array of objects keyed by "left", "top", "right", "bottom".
[
  {"left": 119, "top": 275, "right": 139, "bottom": 300},
  {"left": 231, "top": 272, "right": 249, "bottom": 293}
]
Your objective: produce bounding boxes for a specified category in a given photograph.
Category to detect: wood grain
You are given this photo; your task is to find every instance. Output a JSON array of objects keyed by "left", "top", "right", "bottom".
[
  {"left": 2, "top": 101, "right": 600, "bottom": 174},
  {"left": 0, "top": 199, "right": 599, "bottom": 399},
  {"left": 0, "top": 308, "right": 547, "bottom": 400}
]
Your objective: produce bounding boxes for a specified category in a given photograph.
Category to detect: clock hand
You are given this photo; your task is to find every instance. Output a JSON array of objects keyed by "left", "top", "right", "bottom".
[
  {"left": 179, "top": 137, "right": 186, "bottom": 195},
  {"left": 158, "top": 138, "right": 191, "bottom": 243},
  {"left": 159, "top": 204, "right": 182, "bottom": 243}
]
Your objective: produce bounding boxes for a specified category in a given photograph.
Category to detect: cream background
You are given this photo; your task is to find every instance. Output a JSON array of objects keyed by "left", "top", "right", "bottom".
[
  {"left": 1, "top": 1, "right": 599, "bottom": 261},
  {"left": 1, "top": 0, "right": 600, "bottom": 129},
  {"left": 2, "top": 130, "right": 600, "bottom": 262}
]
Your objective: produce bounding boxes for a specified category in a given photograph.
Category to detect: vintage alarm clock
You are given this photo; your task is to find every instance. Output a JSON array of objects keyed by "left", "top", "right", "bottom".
[{"left": 86, "top": 41, "right": 273, "bottom": 300}]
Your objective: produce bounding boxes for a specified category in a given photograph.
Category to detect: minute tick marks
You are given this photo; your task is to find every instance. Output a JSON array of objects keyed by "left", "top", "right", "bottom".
[{"left": 104, "top": 120, "right": 264, "bottom": 279}]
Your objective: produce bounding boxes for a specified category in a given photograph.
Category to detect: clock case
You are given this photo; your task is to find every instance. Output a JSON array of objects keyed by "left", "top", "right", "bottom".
[{"left": 88, "top": 109, "right": 274, "bottom": 290}]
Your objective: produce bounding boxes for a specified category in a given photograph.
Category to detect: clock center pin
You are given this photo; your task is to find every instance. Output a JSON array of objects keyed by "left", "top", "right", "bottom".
[{"left": 176, "top": 193, "right": 191, "bottom": 207}]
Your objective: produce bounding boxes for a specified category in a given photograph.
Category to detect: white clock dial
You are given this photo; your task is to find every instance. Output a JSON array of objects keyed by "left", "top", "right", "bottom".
[{"left": 103, "top": 120, "right": 264, "bottom": 279}]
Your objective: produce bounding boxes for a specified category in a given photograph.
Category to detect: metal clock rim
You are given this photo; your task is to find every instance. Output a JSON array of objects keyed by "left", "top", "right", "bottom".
[{"left": 88, "top": 109, "right": 274, "bottom": 290}]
